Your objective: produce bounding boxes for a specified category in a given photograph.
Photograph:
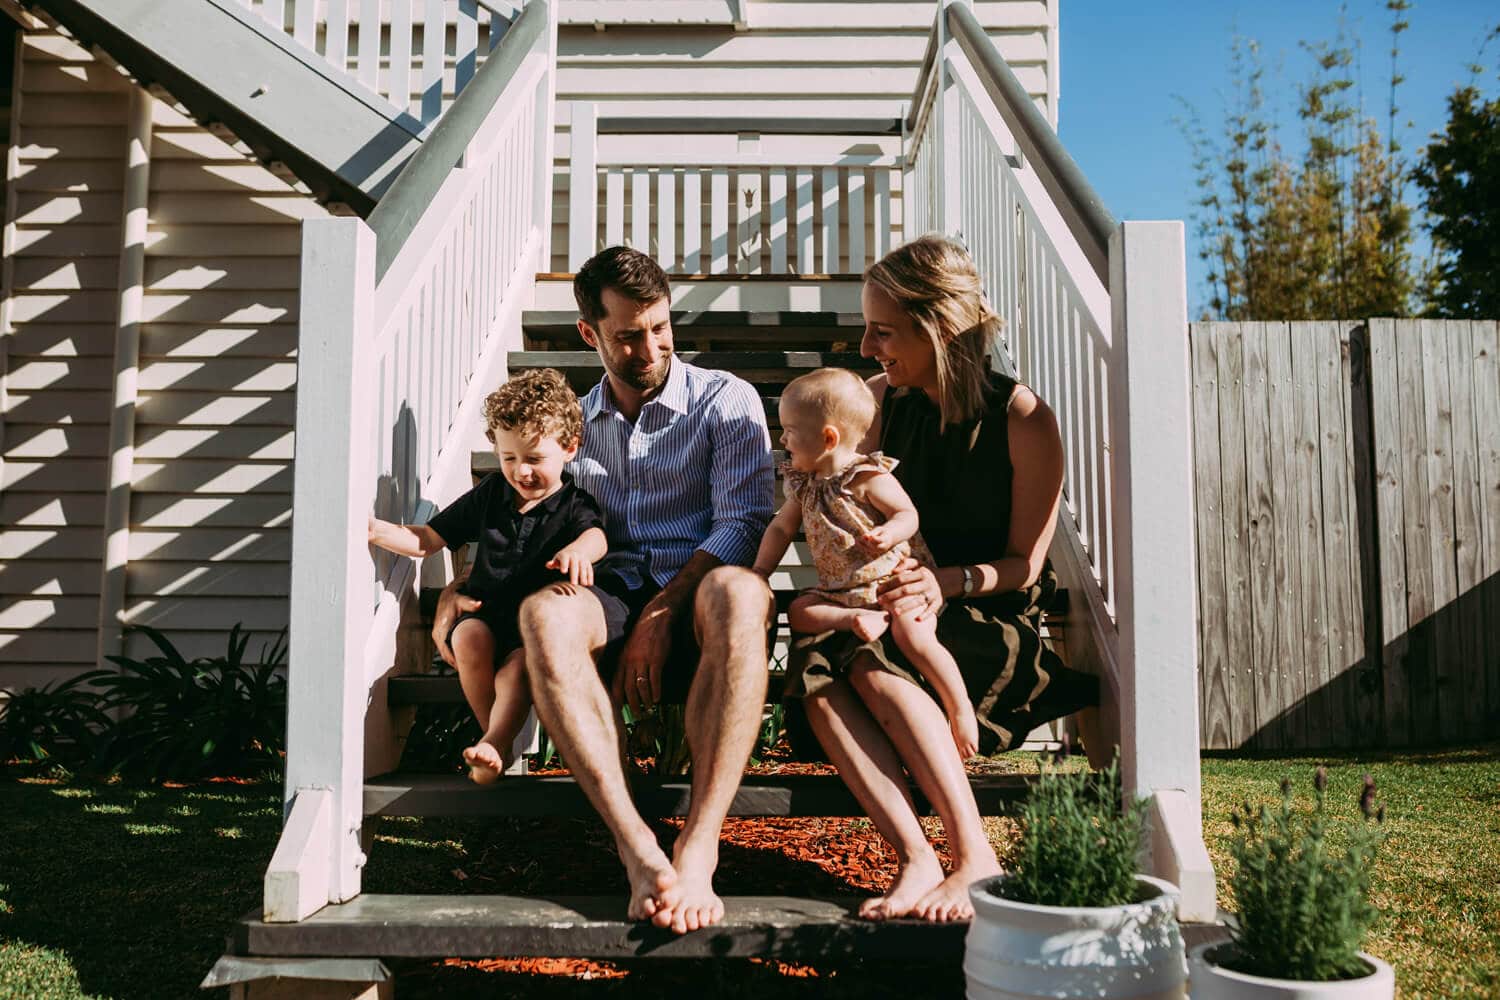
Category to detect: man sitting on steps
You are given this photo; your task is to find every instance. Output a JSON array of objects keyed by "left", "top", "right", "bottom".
[{"left": 432, "top": 246, "right": 777, "bottom": 934}]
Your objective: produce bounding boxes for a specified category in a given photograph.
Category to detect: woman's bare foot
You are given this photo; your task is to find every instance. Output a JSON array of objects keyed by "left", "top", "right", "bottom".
[
  {"left": 655, "top": 843, "right": 724, "bottom": 934},
  {"left": 622, "top": 840, "right": 679, "bottom": 922},
  {"left": 911, "top": 860, "right": 1003, "bottom": 923},
  {"left": 857, "top": 851, "right": 944, "bottom": 920},
  {"left": 462, "top": 742, "right": 507, "bottom": 784},
  {"left": 851, "top": 609, "right": 891, "bottom": 643},
  {"left": 950, "top": 706, "right": 979, "bottom": 760}
]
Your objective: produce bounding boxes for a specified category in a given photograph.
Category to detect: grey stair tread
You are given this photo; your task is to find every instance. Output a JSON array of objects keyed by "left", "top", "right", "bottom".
[
  {"left": 390, "top": 671, "right": 791, "bottom": 706},
  {"left": 363, "top": 771, "right": 1031, "bottom": 818},
  {"left": 234, "top": 893, "right": 964, "bottom": 960}
]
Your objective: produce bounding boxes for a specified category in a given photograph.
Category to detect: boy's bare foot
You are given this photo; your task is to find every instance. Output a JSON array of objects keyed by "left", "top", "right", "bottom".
[
  {"left": 462, "top": 742, "right": 507, "bottom": 784},
  {"left": 655, "top": 843, "right": 724, "bottom": 934},
  {"left": 951, "top": 707, "right": 979, "bottom": 761},
  {"left": 850, "top": 609, "right": 891, "bottom": 643},
  {"left": 857, "top": 851, "right": 944, "bottom": 920},
  {"left": 910, "top": 860, "right": 1003, "bottom": 923},
  {"left": 622, "top": 840, "right": 679, "bottom": 923}
]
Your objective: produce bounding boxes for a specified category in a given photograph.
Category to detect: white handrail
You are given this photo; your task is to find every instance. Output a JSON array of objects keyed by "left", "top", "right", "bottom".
[{"left": 271, "top": 0, "right": 556, "bottom": 922}]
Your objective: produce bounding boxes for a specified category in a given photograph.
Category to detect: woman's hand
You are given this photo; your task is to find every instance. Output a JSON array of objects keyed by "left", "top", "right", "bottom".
[{"left": 877, "top": 557, "right": 943, "bottom": 622}]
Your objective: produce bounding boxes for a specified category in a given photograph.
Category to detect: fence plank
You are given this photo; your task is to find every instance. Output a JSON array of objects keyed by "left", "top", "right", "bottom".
[
  {"left": 1368, "top": 319, "right": 1410, "bottom": 744},
  {"left": 1242, "top": 322, "right": 1281, "bottom": 748},
  {"left": 1313, "top": 320, "right": 1356, "bottom": 748},
  {"left": 1190, "top": 324, "right": 1233, "bottom": 749},
  {"left": 1344, "top": 323, "right": 1381, "bottom": 744},
  {"left": 1266, "top": 322, "right": 1306, "bottom": 748},
  {"left": 1395, "top": 318, "right": 1437, "bottom": 743},
  {"left": 1419, "top": 317, "right": 1459, "bottom": 742},
  {"left": 1472, "top": 320, "right": 1500, "bottom": 733},
  {"left": 1446, "top": 319, "right": 1485, "bottom": 741},
  {"left": 1292, "top": 323, "right": 1332, "bottom": 745},
  {"left": 1216, "top": 322, "right": 1257, "bottom": 746}
]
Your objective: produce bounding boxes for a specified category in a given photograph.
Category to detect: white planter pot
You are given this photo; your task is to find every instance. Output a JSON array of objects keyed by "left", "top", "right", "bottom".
[
  {"left": 1187, "top": 942, "right": 1395, "bottom": 999},
  {"left": 965, "top": 874, "right": 1186, "bottom": 999}
]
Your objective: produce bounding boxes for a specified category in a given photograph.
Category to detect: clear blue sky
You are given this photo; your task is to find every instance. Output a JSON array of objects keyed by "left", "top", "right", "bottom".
[{"left": 1057, "top": 0, "right": 1497, "bottom": 315}]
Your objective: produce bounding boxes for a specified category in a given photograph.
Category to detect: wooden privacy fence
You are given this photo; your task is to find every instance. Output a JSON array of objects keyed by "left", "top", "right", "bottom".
[{"left": 1191, "top": 319, "right": 1500, "bottom": 750}]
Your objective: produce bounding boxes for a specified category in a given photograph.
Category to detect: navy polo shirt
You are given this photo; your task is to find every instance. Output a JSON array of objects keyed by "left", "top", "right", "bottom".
[{"left": 427, "top": 472, "right": 605, "bottom": 606}]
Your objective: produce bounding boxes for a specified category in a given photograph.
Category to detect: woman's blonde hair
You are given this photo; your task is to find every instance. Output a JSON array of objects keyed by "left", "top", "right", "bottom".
[{"left": 864, "top": 235, "right": 1001, "bottom": 428}]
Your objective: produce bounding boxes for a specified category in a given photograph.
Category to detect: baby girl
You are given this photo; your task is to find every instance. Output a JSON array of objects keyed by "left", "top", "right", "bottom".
[{"left": 752, "top": 368, "right": 978, "bottom": 759}]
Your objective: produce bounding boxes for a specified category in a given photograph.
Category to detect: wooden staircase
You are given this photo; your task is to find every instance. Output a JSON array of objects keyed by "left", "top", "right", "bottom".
[{"left": 219, "top": 297, "right": 1057, "bottom": 973}]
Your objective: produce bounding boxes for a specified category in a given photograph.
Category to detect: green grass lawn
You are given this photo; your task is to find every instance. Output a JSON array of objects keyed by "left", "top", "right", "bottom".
[{"left": 2, "top": 744, "right": 1496, "bottom": 999}]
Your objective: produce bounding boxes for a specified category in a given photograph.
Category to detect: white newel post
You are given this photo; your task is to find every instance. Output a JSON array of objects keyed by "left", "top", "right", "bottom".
[
  {"left": 1107, "top": 220, "right": 1215, "bottom": 922},
  {"left": 568, "top": 101, "right": 597, "bottom": 270},
  {"left": 271, "top": 217, "right": 379, "bottom": 921}
]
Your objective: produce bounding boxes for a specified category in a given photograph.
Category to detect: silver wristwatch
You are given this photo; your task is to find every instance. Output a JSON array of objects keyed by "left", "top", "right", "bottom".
[{"left": 961, "top": 565, "right": 976, "bottom": 596}]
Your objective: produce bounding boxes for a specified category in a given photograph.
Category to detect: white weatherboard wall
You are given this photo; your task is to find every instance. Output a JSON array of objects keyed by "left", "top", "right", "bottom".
[
  {"left": 0, "top": 26, "right": 327, "bottom": 696},
  {"left": 547, "top": 0, "right": 1057, "bottom": 270}
]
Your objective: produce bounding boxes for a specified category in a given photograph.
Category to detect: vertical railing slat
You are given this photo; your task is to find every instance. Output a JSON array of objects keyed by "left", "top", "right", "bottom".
[
  {"left": 820, "top": 167, "right": 839, "bottom": 274},
  {"left": 657, "top": 170, "right": 677, "bottom": 271},
  {"left": 325, "top": 0, "right": 349, "bottom": 68},
  {"left": 293, "top": 0, "right": 316, "bottom": 47},
  {"left": 390, "top": 0, "right": 414, "bottom": 116},
  {"left": 710, "top": 168, "right": 730, "bottom": 274},
  {"left": 357, "top": 0, "right": 380, "bottom": 90},
  {"left": 605, "top": 168, "right": 625, "bottom": 248},
  {"left": 422, "top": 0, "right": 446, "bottom": 124},
  {"left": 873, "top": 168, "right": 890, "bottom": 261},
  {"left": 794, "top": 167, "right": 814, "bottom": 275},
  {"left": 682, "top": 170, "right": 703, "bottom": 273},
  {"left": 846, "top": 168, "right": 866, "bottom": 273},
  {"left": 769, "top": 168, "right": 788, "bottom": 272},
  {"left": 631, "top": 170, "right": 651, "bottom": 254},
  {"left": 568, "top": 103, "right": 598, "bottom": 270},
  {"left": 736, "top": 168, "right": 762, "bottom": 274},
  {"left": 456, "top": 0, "right": 479, "bottom": 95}
]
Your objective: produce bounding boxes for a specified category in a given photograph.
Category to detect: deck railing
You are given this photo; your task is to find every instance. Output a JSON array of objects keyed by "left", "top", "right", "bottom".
[
  {"left": 906, "top": 0, "right": 1212, "bottom": 919},
  {"left": 566, "top": 109, "right": 905, "bottom": 275},
  {"left": 233, "top": 0, "right": 520, "bottom": 125},
  {"left": 270, "top": 0, "right": 557, "bottom": 922}
]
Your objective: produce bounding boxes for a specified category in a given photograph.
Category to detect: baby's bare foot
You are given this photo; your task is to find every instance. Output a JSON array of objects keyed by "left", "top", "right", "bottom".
[
  {"left": 462, "top": 742, "right": 506, "bottom": 785},
  {"left": 951, "top": 707, "right": 979, "bottom": 761},
  {"left": 857, "top": 851, "right": 944, "bottom": 921},
  {"left": 851, "top": 610, "right": 891, "bottom": 643}
]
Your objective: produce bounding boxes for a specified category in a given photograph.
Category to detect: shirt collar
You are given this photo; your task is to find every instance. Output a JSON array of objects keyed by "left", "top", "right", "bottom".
[{"left": 583, "top": 356, "right": 689, "bottom": 421}]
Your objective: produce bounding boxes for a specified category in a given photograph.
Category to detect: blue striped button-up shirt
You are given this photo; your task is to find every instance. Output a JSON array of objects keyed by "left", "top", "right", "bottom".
[{"left": 570, "top": 357, "right": 775, "bottom": 589}]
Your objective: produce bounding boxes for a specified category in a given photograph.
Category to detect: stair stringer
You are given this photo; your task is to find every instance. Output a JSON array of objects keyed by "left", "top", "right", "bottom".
[{"left": 31, "top": 0, "right": 426, "bottom": 212}]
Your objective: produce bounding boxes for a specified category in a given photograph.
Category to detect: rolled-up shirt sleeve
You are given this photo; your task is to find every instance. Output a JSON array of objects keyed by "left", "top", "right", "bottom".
[{"left": 698, "top": 378, "right": 775, "bottom": 567}]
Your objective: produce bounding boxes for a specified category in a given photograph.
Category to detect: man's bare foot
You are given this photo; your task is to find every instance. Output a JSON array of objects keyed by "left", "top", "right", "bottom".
[
  {"left": 655, "top": 844, "right": 724, "bottom": 934},
  {"left": 462, "top": 742, "right": 507, "bottom": 785},
  {"left": 851, "top": 610, "right": 891, "bottom": 643},
  {"left": 951, "top": 707, "right": 979, "bottom": 760},
  {"left": 910, "top": 860, "right": 1003, "bottom": 923},
  {"left": 623, "top": 841, "right": 679, "bottom": 922},
  {"left": 857, "top": 851, "right": 944, "bottom": 920}
]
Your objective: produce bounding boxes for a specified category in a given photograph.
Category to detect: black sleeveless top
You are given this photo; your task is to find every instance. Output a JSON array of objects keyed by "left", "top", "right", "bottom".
[{"left": 879, "top": 371, "right": 1018, "bottom": 569}]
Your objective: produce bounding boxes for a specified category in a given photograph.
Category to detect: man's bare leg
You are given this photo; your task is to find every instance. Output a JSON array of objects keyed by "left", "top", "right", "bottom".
[
  {"left": 519, "top": 585, "right": 676, "bottom": 921},
  {"left": 659, "top": 565, "right": 773, "bottom": 934}
]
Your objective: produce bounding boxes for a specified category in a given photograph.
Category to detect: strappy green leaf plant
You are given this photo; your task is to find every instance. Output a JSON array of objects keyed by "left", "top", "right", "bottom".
[{"left": 0, "top": 672, "right": 112, "bottom": 772}]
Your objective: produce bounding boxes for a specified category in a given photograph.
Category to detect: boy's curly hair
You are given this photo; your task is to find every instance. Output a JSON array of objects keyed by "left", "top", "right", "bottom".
[{"left": 483, "top": 368, "right": 583, "bottom": 446}]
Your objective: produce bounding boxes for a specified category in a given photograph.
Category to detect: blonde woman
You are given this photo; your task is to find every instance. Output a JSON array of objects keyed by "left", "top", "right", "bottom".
[{"left": 785, "top": 235, "right": 1100, "bottom": 923}]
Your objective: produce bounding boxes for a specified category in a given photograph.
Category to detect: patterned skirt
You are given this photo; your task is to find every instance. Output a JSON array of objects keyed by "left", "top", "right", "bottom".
[{"left": 784, "top": 561, "right": 1099, "bottom": 755}]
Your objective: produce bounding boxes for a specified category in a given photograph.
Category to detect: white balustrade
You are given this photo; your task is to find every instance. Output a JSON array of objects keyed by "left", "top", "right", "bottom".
[
  {"left": 275, "top": 2, "right": 555, "bottom": 921},
  {"left": 240, "top": 0, "right": 520, "bottom": 126},
  {"left": 566, "top": 106, "right": 902, "bottom": 275}
]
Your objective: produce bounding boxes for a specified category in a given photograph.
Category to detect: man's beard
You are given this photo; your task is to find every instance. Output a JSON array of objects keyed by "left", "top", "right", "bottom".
[{"left": 614, "top": 354, "right": 671, "bottom": 392}]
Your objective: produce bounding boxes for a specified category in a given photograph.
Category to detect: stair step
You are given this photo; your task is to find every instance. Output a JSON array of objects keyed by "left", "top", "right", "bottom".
[
  {"left": 521, "top": 310, "right": 864, "bottom": 350},
  {"left": 363, "top": 771, "right": 1030, "bottom": 818},
  {"left": 508, "top": 351, "right": 878, "bottom": 393},
  {"left": 233, "top": 893, "right": 964, "bottom": 961},
  {"left": 389, "top": 672, "right": 794, "bottom": 707}
]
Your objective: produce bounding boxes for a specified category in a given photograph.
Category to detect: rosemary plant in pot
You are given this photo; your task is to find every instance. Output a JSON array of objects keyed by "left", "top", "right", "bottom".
[
  {"left": 965, "top": 758, "right": 1186, "bottom": 1000},
  {"left": 1189, "top": 767, "right": 1393, "bottom": 999}
]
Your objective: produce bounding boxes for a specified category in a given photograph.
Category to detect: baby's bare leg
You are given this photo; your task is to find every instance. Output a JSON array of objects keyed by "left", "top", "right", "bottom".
[
  {"left": 788, "top": 592, "right": 889, "bottom": 642},
  {"left": 464, "top": 647, "right": 532, "bottom": 784},
  {"left": 889, "top": 612, "right": 979, "bottom": 760}
]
